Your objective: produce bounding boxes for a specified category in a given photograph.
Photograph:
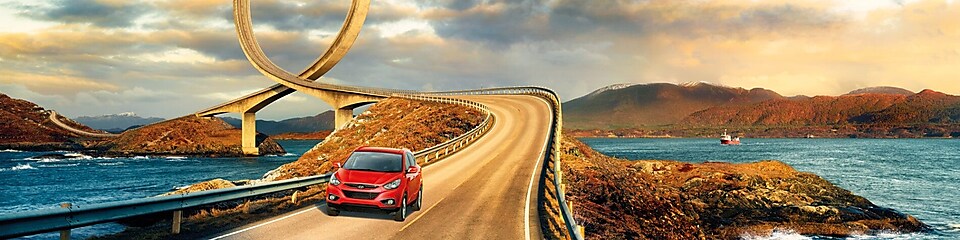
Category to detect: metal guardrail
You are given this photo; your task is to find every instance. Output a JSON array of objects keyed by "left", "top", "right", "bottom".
[
  {"left": 422, "top": 87, "right": 586, "bottom": 240},
  {"left": 393, "top": 94, "right": 494, "bottom": 166},
  {"left": 0, "top": 174, "right": 330, "bottom": 239}
]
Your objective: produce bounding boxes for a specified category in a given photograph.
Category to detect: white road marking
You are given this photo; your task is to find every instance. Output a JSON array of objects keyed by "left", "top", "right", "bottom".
[
  {"left": 525, "top": 97, "right": 552, "bottom": 240},
  {"left": 399, "top": 195, "right": 447, "bottom": 232},
  {"left": 209, "top": 207, "right": 315, "bottom": 240}
]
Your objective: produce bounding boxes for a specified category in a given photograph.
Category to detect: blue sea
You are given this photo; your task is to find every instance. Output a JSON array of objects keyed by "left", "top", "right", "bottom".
[
  {"left": 0, "top": 140, "right": 320, "bottom": 239},
  {"left": 582, "top": 138, "right": 960, "bottom": 240}
]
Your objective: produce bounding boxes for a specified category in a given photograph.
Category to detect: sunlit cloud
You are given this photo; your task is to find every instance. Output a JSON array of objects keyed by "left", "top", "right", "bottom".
[{"left": 0, "top": 0, "right": 957, "bottom": 119}]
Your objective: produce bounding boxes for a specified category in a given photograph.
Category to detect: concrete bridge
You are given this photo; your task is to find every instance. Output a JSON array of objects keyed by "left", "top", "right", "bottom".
[
  {"left": 1, "top": 0, "right": 587, "bottom": 239},
  {"left": 195, "top": 0, "right": 417, "bottom": 155}
]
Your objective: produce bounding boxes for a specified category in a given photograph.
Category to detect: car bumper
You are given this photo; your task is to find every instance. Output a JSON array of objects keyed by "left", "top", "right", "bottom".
[{"left": 326, "top": 185, "right": 403, "bottom": 210}]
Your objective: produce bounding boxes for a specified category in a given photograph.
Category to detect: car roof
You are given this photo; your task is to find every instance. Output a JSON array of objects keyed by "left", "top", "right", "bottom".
[{"left": 355, "top": 146, "right": 408, "bottom": 154}]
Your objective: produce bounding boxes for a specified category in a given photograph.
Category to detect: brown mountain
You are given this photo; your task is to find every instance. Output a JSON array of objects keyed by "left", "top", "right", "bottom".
[
  {"left": 681, "top": 94, "right": 908, "bottom": 126},
  {"left": 96, "top": 116, "right": 285, "bottom": 157},
  {"left": 0, "top": 93, "right": 102, "bottom": 150},
  {"left": 682, "top": 89, "right": 960, "bottom": 127},
  {"left": 221, "top": 111, "right": 335, "bottom": 135},
  {"left": 563, "top": 82, "right": 782, "bottom": 129},
  {"left": 845, "top": 86, "right": 915, "bottom": 96}
]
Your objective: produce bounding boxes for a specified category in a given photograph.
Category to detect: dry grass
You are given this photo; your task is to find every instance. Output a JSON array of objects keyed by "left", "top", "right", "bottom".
[
  {"left": 265, "top": 97, "right": 483, "bottom": 180},
  {"left": 92, "top": 186, "right": 328, "bottom": 240}
]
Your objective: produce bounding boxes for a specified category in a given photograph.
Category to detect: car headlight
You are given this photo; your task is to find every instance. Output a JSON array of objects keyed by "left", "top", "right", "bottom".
[
  {"left": 383, "top": 179, "right": 401, "bottom": 190},
  {"left": 330, "top": 174, "right": 341, "bottom": 186}
]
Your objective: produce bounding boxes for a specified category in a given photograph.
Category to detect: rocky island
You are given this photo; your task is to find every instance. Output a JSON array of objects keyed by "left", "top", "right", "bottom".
[
  {"left": 92, "top": 116, "right": 285, "bottom": 157},
  {"left": 559, "top": 135, "right": 927, "bottom": 239}
]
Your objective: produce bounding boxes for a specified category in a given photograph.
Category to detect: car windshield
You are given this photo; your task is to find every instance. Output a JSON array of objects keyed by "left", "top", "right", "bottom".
[{"left": 343, "top": 151, "right": 403, "bottom": 172}]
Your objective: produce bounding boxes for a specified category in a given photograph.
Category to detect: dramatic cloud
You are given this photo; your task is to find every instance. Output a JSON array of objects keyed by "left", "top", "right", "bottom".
[
  {"left": 17, "top": 0, "right": 149, "bottom": 27},
  {"left": 0, "top": 0, "right": 958, "bottom": 119}
]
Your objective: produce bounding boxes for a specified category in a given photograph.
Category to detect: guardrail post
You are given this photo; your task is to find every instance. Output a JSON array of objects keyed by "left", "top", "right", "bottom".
[
  {"left": 291, "top": 190, "right": 300, "bottom": 204},
  {"left": 579, "top": 225, "right": 585, "bottom": 237},
  {"left": 59, "top": 203, "right": 71, "bottom": 240},
  {"left": 172, "top": 210, "right": 183, "bottom": 234}
]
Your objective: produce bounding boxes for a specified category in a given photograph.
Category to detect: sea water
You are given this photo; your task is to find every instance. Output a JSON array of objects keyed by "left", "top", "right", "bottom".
[
  {"left": 0, "top": 140, "right": 320, "bottom": 239},
  {"left": 582, "top": 138, "right": 960, "bottom": 239}
]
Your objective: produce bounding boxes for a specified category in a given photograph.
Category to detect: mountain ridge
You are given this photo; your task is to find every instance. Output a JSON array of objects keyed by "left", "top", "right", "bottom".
[{"left": 565, "top": 83, "right": 960, "bottom": 131}]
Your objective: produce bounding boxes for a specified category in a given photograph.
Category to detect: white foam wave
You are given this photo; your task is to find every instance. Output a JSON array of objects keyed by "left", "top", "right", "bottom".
[
  {"left": 740, "top": 230, "right": 811, "bottom": 240},
  {"left": 36, "top": 159, "right": 62, "bottom": 163},
  {"left": 38, "top": 163, "right": 80, "bottom": 168},
  {"left": 2, "top": 164, "right": 37, "bottom": 172},
  {"left": 165, "top": 156, "right": 187, "bottom": 160},
  {"left": 63, "top": 153, "right": 93, "bottom": 159},
  {"left": 1, "top": 149, "right": 23, "bottom": 153},
  {"left": 947, "top": 223, "right": 960, "bottom": 232},
  {"left": 97, "top": 162, "right": 124, "bottom": 166},
  {"left": 131, "top": 156, "right": 149, "bottom": 160},
  {"left": 848, "top": 231, "right": 928, "bottom": 239}
]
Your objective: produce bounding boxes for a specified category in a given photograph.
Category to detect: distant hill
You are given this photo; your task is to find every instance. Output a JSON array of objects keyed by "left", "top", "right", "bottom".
[
  {"left": 682, "top": 89, "right": 960, "bottom": 127},
  {"left": 0, "top": 93, "right": 102, "bottom": 150},
  {"left": 845, "top": 86, "right": 914, "bottom": 96},
  {"left": 681, "top": 94, "right": 907, "bottom": 126},
  {"left": 221, "top": 111, "right": 335, "bottom": 135},
  {"left": 563, "top": 82, "right": 782, "bottom": 129},
  {"left": 95, "top": 116, "right": 284, "bottom": 157},
  {"left": 75, "top": 112, "right": 165, "bottom": 133}
]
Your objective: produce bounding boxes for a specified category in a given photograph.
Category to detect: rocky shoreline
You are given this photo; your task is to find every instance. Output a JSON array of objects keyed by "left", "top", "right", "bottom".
[
  {"left": 567, "top": 125, "right": 960, "bottom": 139},
  {"left": 559, "top": 135, "right": 927, "bottom": 239}
]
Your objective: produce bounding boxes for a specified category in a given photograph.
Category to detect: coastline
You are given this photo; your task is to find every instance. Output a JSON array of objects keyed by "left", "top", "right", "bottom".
[{"left": 560, "top": 135, "right": 931, "bottom": 239}]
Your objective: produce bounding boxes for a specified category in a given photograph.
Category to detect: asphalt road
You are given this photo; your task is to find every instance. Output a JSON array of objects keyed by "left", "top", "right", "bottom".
[{"left": 205, "top": 95, "right": 553, "bottom": 240}]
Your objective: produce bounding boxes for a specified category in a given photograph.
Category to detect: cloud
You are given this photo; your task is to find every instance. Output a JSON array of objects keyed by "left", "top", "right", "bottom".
[
  {"left": 16, "top": 0, "right": 149, "bottom": 27},
  {"left": 0, "top": 71, "right": 120, "bottom": 95},
  {"left": 0, "top": 0, "right": 959, "bottom": 120}
]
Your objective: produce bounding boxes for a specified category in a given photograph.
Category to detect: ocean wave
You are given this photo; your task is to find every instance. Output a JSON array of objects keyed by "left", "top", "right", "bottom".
[
  {"left": 38, "top": 163, "right": 81, "bottom": 168},
  {"left": 165, "top": 156, "right": 187, "bottom": 160},
  {"left": 131, "top": 156, "right": 149, "bottom": 160},
  {"left": 267, "top": 153, "right": 298, "bottom": 157},
  {"left": 2, "top": 164, "right": 37, "bottom": 172},
  {"left": 1, "top": 149, "right": 23, "bottom": 153},
  {"left": 947, "top": 223, "right": 960, "bottom": 232},
  {"left": 848, "top": 231, "right": 929, "bottom": 239},
  {"left": 741, "top": 230, "right": 811, "bottom": 240},
  {"left": 97, "top": 162, "right": 124, "bottom": 166},
  {"left": 63, "top": 153, "right": 93, "bottom": 159}
]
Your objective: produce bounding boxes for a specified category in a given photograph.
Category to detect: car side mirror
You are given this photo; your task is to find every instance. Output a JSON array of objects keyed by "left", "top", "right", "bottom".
[{"left": 407, "top": 166, "right": 418, "bottom": 174}]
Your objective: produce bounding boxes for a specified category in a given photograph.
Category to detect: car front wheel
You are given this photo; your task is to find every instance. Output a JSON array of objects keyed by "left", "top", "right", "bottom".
[
  {"left": 328, "top": 205, "right": 340, "bottom": 216},
  {"left": 412, "top": 187, "right": 422, "bottom": 211},
  {"left": 393, "top": 194, "right": 407, "bottom": 221}
]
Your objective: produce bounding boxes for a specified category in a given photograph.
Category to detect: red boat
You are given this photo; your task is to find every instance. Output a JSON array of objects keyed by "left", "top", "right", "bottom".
[{"left": 720, "top": 130, "right": 741, "bottom": 145}]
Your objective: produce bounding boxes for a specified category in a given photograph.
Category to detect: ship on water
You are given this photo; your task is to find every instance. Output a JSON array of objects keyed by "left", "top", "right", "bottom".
[{"left": 721, "top": 130, "right": 741, "bottom": 145}]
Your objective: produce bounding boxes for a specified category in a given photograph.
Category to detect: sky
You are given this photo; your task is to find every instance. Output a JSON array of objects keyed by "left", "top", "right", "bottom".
[{"left": 0, "top": 0, "right": 958, "bottom": 120}]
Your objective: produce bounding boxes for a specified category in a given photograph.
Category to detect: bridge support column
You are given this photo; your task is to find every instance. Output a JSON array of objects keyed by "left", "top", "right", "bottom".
[
  {"left": 334, "top": 107, "right": 354, "bottom": 129},
  {"left": 242, "top": 112, "right": 259, "bottom": 156}
]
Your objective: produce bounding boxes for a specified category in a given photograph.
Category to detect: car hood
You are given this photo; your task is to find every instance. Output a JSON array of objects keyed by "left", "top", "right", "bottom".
[{"left": 337, "top": 169, "right": 400, "bottom": 185}]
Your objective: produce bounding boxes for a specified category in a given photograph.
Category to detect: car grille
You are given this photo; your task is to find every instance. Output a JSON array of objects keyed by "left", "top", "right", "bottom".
[
  {"left": 343, "top": 190, "right": 379, "bottom": 200},
  {"left": 345, "top": 183, "right": 379, "bottom": 189}
]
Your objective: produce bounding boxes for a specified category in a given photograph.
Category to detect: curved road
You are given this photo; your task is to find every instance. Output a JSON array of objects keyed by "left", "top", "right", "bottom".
[
  {"left": 205, "top": 95, "right": 552, "bottom": 240},
  {"left": 47, "top": 111, "right": 119, "bottom": 138}
]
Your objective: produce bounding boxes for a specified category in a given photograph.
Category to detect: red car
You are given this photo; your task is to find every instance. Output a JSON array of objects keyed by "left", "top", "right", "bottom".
[{"left": 326, "top": 147, "right": 423, "bottom": 221}]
